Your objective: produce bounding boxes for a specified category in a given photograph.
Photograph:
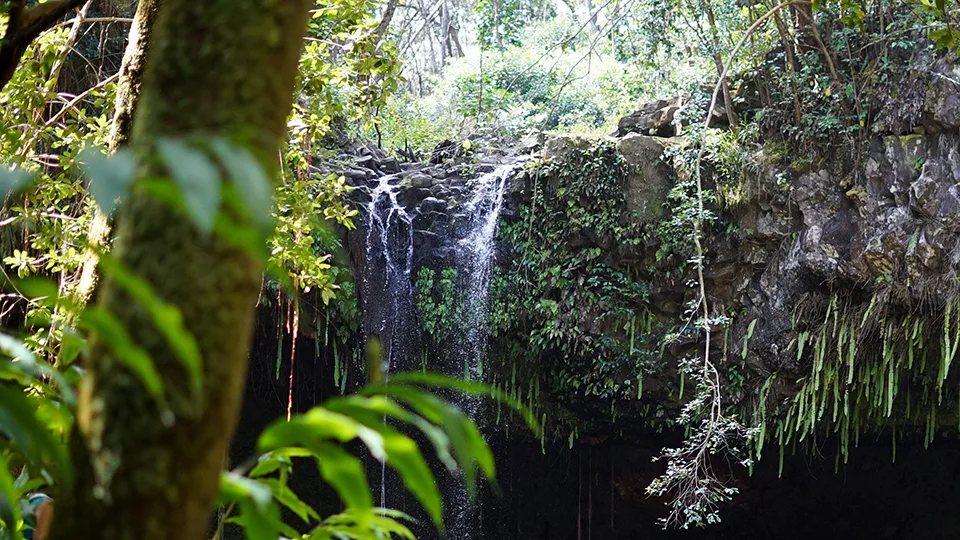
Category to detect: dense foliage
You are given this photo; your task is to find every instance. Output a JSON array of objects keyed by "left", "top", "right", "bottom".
[{"left": 3, "top": 0, "right": 960, "bottom": 536}]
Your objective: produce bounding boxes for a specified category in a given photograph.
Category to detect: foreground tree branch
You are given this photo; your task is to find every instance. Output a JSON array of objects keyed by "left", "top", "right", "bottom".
[
  {"left": 0, "top": 0, "right": 87, "bottom": 92},
  {"left": 51, "top": 0, "right": 311, "bottom": 538}
]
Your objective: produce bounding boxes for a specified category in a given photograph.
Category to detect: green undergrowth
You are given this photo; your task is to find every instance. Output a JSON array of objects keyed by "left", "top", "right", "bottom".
[{"left": 478, "top": 139, "right": 677, "bottom": 436}]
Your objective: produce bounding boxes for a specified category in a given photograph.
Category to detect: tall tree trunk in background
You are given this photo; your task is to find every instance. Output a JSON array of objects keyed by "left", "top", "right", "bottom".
[
  {"left": 559, "top": 0, "right": 579, "bottom": 20},
  {"left": 416, "top": 0, "right": 439, "bottom": 71},
  {"left": 73, "top": 0, "right": 158, "bottom": 314},
  {"left": 792, "top": 2, "right": 817, "bottom": 54},
  {"left": 699, "top": 0, "right": 738, "bottom": 127},
  {"left": 450, "top": 25, "right": 465, "bottom": 57},
  {"left": 493, "top": 0, "right": 502, "bottom": 49},
  {"left": 374, "top": 0, "right": 399, "bottom": 39},
  {"left": 770, "top": 4, "right": 802, "bottom": 124},
  {"left": 440, "top": 1, "right": 450, "bottom": 66},
  {"left": 586, "top": 0, "right": 599, "bottom": 32},
  {"left": 51, "top": 1, "right": 310, "bottom": 539}
]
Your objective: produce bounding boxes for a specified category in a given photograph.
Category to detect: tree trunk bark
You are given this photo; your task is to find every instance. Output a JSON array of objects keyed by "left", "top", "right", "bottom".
[
  {"left": 770, "top": 3, "right": 802, "bottom": 124},
  {"left": 374, "top": 0, "right": 400, "bottom": 40},
  {"left": 449, "top": 25, "right": 465, "bottom": 58},
  {"left": 51, "top": 1, "right": 310, "bottom": 539},
  {"left": 73, "top": 0, "right": 158, "bottom": 315},
  {"left": 700, "top": 0, "right": 737, "bottom": 127},
  {"left": 792, "top": 2, "right": 817, "bottom": 54},
  {"left": 440, "top": 1, "right": 450, "bottom": 66},
  {"left": 586, "top": 0, "right": 599, "bottom": 32},
  {"left": 493, "top": 0, "right": 502, "bottom": 50}
]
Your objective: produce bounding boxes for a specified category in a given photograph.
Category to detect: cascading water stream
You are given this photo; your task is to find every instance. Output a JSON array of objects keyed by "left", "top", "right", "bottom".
[
  {"left": 359, "top": 162, "right": 516, "bottom": 535},
  {"left": 447, "top": 163, "right": 515, "bottom": 539},
  {"left": 455, "top": 164, "right": 514, "bottom": 382},
  {"left": 361, "top": 174, "right": 416, "bottom": 508}
]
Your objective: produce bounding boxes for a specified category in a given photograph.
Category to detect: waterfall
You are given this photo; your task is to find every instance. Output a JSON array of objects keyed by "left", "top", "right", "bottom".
[
  {"left": 361, "top": 174, "right": 416, "bottom": 509},
  {"left": 455, "top": 164, "right": 514, "bottom": 381},
  {"left": 447, "top": 164, "right": 515, "bottom": 540},
  {"left": 359, "top": 162, "right": 515, "bottom": 536}
]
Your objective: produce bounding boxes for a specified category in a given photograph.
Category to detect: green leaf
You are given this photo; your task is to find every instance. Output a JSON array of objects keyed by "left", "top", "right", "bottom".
[
  {"left": 219, "top": 471, "right": 272, "bottom": 511},
  {"left": 157, "top": 138, "right": 222, "bottom": 233},
  {"left": 0, "top": 454, "right": 21, "bottom": 538},
  {"left": 369, "top": 386, "right": 491, "bottom": 499},
  {"left": 323, "top": 396, "right": 447, "bottom": 524},
  {"left": 312, "top": 508, "right": 416, "bottom": 540},
  {"left": 228, "top": 501, "right": 279, "bottom": 540},
  {"left": 325, "top": 395, "right": 456, "bottom": 472},
  {"left": 259, "top": 406, "right": 388, "bottom": 463},
  {"left": 0, "top": 166, "right": 33, "bottom": 200},
  {"left": 0, "top": 387, "right": 70, "bottom": 487},
  {"left": 309, "top": 441, "right": 373, "bottom": 510},
  {"left": 219, "top": 472, "right": 294, "bottom": 540},
  {"left": 386, "top": 371, "right": 540, "bottom": 433},
  {"left": 259, "top": 477, "right": 320, "bottom": 524},
  {"left": 10, "top": 278, "right": 59, "bottom": 307},
  {"left": 207, "top": 138, "right": 273, "bottom": 229},
  {"left": 376, "top": 427, "right": 442, "bottom": 529},
  {"left": 249, "top": 447, "right": 312, "bottom": 478},
  {"left": 0, "top": 331, "right": 76, "bottom": 407},
  {"left": 80, "top": 147, "right": 137, "bottom": 215},
  {"left": 80, "top": 307, "right": 165, "bottom": 406}
]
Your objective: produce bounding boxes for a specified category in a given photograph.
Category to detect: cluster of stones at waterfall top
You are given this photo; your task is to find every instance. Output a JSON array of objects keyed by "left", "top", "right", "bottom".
[{"left": 325, "top": 140, "right": 533, "bottom": 270}]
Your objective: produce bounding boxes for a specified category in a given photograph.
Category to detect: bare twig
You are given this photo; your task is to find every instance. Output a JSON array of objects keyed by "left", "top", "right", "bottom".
[{"left": 48, "top": 0, "right": 93, "bottom": 88}]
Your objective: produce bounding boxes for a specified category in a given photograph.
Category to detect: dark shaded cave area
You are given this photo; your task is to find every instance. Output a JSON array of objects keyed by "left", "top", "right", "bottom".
[{"left": 230, "top": 308, "right": 960, "bottom": 540}]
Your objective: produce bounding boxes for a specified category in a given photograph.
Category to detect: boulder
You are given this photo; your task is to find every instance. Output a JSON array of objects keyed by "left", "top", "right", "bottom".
[
  {"left": 542, "top": 135, "right": 593, "bottom": 162},
  {"left": 517, "top": 129, "right": 545, "bottom": 153},
  {"left": 405, "top": 172, "right": 434, "bottom": 189},
  {"left": 923, "top": 55, "right": 960, "bottom": 132},
  {"left": 615, "top": 134, "right": 675, "bottom": 223},
  {"left": 616, "top": 95, "right": 686, "bottom": 137}
]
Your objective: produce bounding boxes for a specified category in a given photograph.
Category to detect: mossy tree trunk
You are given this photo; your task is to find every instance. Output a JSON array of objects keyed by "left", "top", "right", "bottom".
[{"left": 51, "top": 1, "right": 311, "bottom": 539}]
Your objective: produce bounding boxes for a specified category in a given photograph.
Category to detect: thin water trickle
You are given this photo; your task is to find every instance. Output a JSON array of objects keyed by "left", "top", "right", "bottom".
[
  {"left": 362, "top": 174, "right": 416, "bottom": 374},
  {"left": 361, "top": 174, "right": 416, "bottom": 509}
]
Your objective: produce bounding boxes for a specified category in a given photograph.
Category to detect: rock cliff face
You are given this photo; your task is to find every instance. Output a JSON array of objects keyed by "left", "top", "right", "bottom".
[
  {"left": 233, "top": 48, "right": 960, "bottom": 539},
  {"left": 328, "top": 46, "right": 960, "bottom": 448}
]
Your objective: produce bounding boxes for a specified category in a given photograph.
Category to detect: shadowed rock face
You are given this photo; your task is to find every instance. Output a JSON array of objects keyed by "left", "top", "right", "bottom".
[{"left": 234, "top": 48, "right": 960, "bottom": 539}]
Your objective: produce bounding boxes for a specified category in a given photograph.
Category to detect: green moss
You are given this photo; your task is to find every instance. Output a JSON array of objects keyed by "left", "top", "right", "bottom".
[
  {"left": 485, "top": 140, "right": 674, "bottom": 436},
  {"left": 762, "top": 140, "right": 787, "bottom": 165}
]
